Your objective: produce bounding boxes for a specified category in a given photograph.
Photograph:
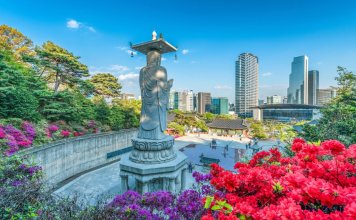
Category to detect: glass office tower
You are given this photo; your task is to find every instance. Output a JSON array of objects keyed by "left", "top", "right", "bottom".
[{"left": 287, "top": 55, "right": 309, "bottom": 104}]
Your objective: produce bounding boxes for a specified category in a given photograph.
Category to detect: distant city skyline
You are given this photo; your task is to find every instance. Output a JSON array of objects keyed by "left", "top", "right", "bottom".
[{"left": 1, "top": 0, "right": 356, "bottom": 101}]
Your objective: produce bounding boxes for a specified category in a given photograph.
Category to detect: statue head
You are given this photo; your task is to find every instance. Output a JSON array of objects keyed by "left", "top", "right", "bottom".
[{"left": 147, "top": 50, "right": 161, "bottom": 66}]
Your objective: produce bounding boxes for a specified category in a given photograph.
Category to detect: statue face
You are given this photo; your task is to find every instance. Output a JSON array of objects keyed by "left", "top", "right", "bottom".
[{"left": 147, "top": 50, "right": 161, "bottom": 66}]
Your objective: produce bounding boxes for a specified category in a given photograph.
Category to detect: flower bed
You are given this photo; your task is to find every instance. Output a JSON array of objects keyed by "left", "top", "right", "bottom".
[
  {"left": 0, "top": 120, "right": 102, "bottom": 156},
  {"left": 202, "top": 139, "right": 356, "bottom": 219}
]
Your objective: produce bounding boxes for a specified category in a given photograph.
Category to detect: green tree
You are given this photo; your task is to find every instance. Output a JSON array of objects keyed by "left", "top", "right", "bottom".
[
  {"left": 168, "top": 122, "right": 185, "bottom": 135},
  {"left": 94, "top": 97, "right": 111, "bottom": 125},
  {"left": 39, "top": 91, "right": 78, "bottom": 122},
  {"left": 0, "top": 25, "right": 34, "bottom": 61},
  {"left": 301, "top": 124, "right": 320, "bottom": 142},
  {"left": 109, "top": 105, "right": 125, "bottom": 130},
  {"left": 0, "top": 51, "right": 44, "bottom": 121},
  {"left": 249, "top": 120, "right": 267, "bottom": 139},
  {"left": 35, "top": 41, "right": 89, "bottom": 93},
  {"left": 302, "top": 66, "right": 356, "bottom": 146},
  {"left": 202, "top": 112, "right": 216, "bottom": 123},
  {"left": 90, "top": 73, "right": 122, "bottom": 98}
]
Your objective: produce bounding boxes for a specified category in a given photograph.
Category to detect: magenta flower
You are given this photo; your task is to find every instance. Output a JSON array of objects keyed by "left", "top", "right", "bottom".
[
  {"left": 61, "top": 130, "right": 71, "bottom": 137},
  {"left": 48, "top": 124, "right": 59, "bottom": 132},
  {"left": 0, "top": 126, "right": 6, "bottom": 139}
]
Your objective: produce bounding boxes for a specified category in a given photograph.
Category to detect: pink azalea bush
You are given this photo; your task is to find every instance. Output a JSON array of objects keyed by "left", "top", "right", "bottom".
[
  {"left": 0, "top": 122, "right": 36, "bottom": 156},
  {"left": 1, "top": 120, "right": 102, "bottom": 155}
]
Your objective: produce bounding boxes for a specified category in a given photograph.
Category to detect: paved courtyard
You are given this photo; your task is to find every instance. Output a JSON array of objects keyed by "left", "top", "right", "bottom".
[{"left": 54, "top": 134, "right": 281, "bottom": 205}]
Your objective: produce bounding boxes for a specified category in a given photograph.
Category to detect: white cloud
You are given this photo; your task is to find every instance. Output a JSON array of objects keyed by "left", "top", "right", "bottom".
[
  {"left": 161, "top": 57, "right": 167, "bottom": 61},
  {"left": 110, "top": 65, "right": 129, "bottom": 72},
  {"left": 116, "top": 46, "right": 137, "bottom": 56},
  {"left": 117, "top": 46, "right": 128, "bottom": 50},
  {"left": 182, "top": 49, "right": 189, "bottom": 55},
  {"left": 66, "top": 19, "right": 96, "bottom": 32},
  {"left": 262, "top": 72, "right": 272, "bottom": 77},
  {"left": 135, "top": 66, "right": 143, "bottom": 70},
  {"left": 67, "top": 19, "right": 80, "bottom": 29},
  {"left": 118, "top": 73, "right": 139, "bottom": 81},
  {"left": 89, "top": 65, "right": 129, "bottom": 74},
  {"left": 214, "top": 85, "right": 232, "bottom": 90},
  {"left": 88, "top": 26, "right": 96, "bottom": 32}
]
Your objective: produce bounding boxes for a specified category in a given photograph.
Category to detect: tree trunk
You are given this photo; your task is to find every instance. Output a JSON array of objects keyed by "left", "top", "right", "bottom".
[{"left": 54, "top": 72, "right": 60, "bottom": 93}]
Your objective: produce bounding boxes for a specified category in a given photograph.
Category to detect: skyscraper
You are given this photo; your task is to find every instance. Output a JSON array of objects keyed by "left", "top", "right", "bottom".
[
  {"left": 211, "top": 97, "right": 229, "bottom": 115},
  {"left": 308, "top": 70, "right": 319, "bottom": 105},
  {"left": 317, "top": 87, "right": 337, "bottom": 106},
  {"left": 181, "top": 90, "right": 194, "bottom": 112},
  {"left": 267, "top": 95, "right": 282, "bottom": 104},
  {"left": 235, "top": 53, "right": 258, "bottom": 117},
  {"left": 287, "top": 55, "right": 309, "bottom": 104},
  {"left": 197, "top": 92, "right": 211, "bottom": 114}
]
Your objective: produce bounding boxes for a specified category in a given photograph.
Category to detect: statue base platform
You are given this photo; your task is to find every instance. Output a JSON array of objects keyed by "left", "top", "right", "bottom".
[
  {"left": 129, "top": 135, "right": 177, "bottom": 164},
  {"left": 120, "top": 151, "right": 188, "bottom": 194}
]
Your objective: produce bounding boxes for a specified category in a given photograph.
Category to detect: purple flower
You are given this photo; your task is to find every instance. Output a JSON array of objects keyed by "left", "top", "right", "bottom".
[
  {"left": 87, "top": 120, "right": 96, "bottom": 128},
  {"left": 143, "top": 191, "right": 174, "bottom": 211},
  {"left": 176, "top": 189, "right": 203, "bottom": 219},
  {"left": 27, "top": 166, "right": 42, "bottom": 176},
  {"left": 19, "top": 163, "right": 27, "bottom": 169},
  {"left": 22, "top": 121, "right": 36, "bottom": 141},
  {"left": 164, "top": 207, "right": 180, "bottom": 220},
  {"left": 192, "top": 171, "right": 212, "bottom": 183},
  {"left": 5, "top": 125, "right": 28, "bottom": 143},
  {"left": 201, "top": 185, "right": 213, "bottom": 195},
  {"left": 111, "top": 190, "right": 142, "bottom": 207},
  {"left": 11, "top": 180, "right": 23, "bottom": 187}
]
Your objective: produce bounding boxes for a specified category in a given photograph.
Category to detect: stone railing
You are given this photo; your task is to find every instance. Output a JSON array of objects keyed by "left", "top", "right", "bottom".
[{"left": 17, "top": 129, "right": 138, "bottom": 186}]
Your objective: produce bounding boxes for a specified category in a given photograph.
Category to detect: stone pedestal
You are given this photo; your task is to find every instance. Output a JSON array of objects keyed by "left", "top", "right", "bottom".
[{"left": 120, "top": 145, "right": 187, "bottom": 194}]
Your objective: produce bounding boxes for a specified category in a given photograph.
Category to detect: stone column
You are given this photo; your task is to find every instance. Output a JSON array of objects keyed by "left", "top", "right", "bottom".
[
  {"left": 120, "top": 174, "right": 128, "bottom": 193},
  {"left": 169, "top": 178, "right": 176, "bottom": 193},
  {"left": 181, "top": 168, "right": 188, "bottom": 191},
  {"left": 142, "top": 181, "right": 149, "bottom": 193},
  {"left": 175, "top": 175, "right": 181, "bottom": 192}
]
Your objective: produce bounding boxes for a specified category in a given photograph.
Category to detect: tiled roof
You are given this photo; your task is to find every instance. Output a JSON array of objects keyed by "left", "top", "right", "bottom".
[{"left": 208, "top": 119, "right": 247, "bottom": 130}]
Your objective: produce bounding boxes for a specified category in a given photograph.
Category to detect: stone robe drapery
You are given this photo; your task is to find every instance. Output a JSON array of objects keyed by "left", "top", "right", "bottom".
[{"left": 138, "top": 65, "right": 172, "bottom": 139}]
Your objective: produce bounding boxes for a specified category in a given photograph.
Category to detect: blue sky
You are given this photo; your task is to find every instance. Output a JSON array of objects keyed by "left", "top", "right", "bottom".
[{"left": 1, "top": 0, "right": 356, "bottom": 102}]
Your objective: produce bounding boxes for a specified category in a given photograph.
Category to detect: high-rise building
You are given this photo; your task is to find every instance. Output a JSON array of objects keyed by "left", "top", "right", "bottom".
[
  {"left": 267, "top": 95, "right": 282, "bottom": 104},
  {"left": 317, "top": 87, "right": 337, "bottom": 106},
  {"left": 169, "top": 90, "right": 196, "bottom": 112},
  {"left": 181, "top": 90, "right": 194, "bottom": 112},
  {"left": 120, "top": 93, "right": 136, "bottom": 100},
  {"left": 282, "top": 96, "right": 288, "bottom": 104},
  {"left": 235, "top": 53, "right": 259, "bottom": 117},
  {"left": 287, "top": 55, "right": 309, "bottom": 104},
  {"left": 169, "top": 90, "right": 175, "bottom": 110},
  {"left": 173, "top": 91, "right": 182, "bottom": 110},
  {"left": 211, "top": 97, "right": 229, "bottom": 115},
  {"left": 258, "top": 99, "right": 264, "bottom": 106},
  {"left": 308, "top": 70, "right": 319, "bottom": 105},
  {"left": 197, "top": 92, "right": 211, "bottom": 114},
  {"left": 193, "top": 93, "right": 198, "bottom": 112}
]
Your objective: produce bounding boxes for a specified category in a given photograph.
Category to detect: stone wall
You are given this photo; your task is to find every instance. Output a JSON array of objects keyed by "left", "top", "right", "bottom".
[{"left": 17, "top": 129, "right": 138, "bottom": 185}]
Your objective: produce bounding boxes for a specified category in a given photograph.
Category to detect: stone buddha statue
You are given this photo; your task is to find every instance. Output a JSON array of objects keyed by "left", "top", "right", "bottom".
[{"left": 137, "top": 50, "right": 173, "bottom": 140}]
